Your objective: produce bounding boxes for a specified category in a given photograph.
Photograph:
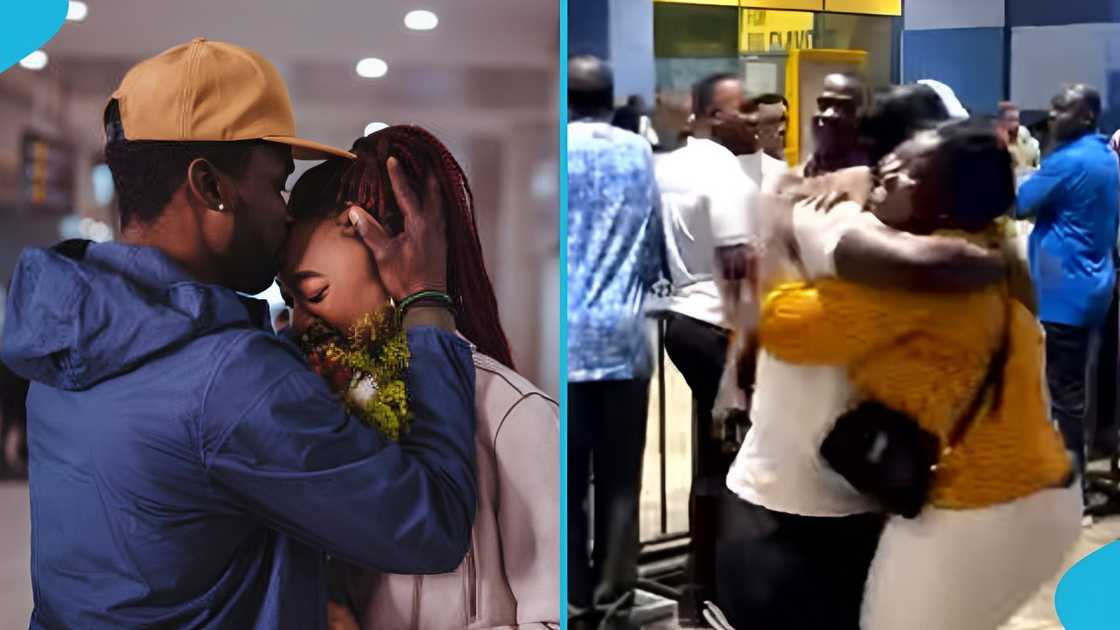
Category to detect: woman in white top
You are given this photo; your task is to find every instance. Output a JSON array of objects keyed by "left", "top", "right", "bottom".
[{"left": 280, "top": 125, "right": 559, "bottom": 630}]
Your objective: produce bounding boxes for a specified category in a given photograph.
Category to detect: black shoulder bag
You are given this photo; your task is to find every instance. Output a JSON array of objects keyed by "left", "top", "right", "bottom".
[{"left": 819, "top": 306, "right": 1011, "bottom": 519}]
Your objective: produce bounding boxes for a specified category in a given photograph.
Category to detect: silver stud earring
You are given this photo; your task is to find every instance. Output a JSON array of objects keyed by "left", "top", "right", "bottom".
[{"left": 218, "top": 203, "right": 225, "bottom": 211}]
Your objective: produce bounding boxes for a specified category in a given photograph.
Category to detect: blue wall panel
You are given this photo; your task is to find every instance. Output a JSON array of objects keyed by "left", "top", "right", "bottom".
[
  {"left": 903, "top": 27, "right": 1005, "bottom": 114},
  {"left": 609, "top": 0, "right": 656, "bottom": 104},
  {"left": 903, "top": 0, "right": 1004, "bottom": 31},
  {"left": 1008, "top": 0, "right": 1120, "bottom": 27},
  {"left": 569, "top": 0, "right": 609, "bottom": 60},
  {"left": 1010, "top": 23, "right": 1120, "bottom": 113}
]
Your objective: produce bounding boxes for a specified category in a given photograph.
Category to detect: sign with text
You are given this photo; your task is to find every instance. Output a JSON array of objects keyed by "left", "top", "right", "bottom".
[
  {"left": 740, "top": 9, "right": 816, "bottom": 52},
  {"left": 655, "top": 0, "right": 900, "bottom": 16}
]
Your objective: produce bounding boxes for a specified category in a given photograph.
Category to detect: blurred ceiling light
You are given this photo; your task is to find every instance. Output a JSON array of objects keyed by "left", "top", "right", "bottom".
[
  {"left": 89, "top": 223, "right": 113, "bottom": 243},
  {"left": 356, "top": 57, "right": 388, "bottom": 79},
  {"left": 531, "top": 160, "right": 558, "bottom": 201},
  {"left": 404, "top": 10, "right": 438, "bottom": 31},
  {"left": 67, "top": 1, "right": 89, "bottom": 22},
  {"left": 91, "top": 164, "right": 114, "bottom": 207},
  {"left": 58, "top": 215, "right": 83, "bottom": 240},
  {"left": 364, "top": 122, "right": 389, "bottom": 136},
  {"left": 19, "top": 50, "right": 48, "bottom": 71}
]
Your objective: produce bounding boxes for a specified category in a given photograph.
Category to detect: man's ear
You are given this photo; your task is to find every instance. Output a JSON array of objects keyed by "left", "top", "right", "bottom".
[{"left": 186, "top": 158, "right": 227, "bottom": 212}]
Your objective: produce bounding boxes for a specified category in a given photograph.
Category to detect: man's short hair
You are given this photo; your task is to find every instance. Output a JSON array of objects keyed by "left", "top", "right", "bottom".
[
  {"left": 103, "top": 99, "right": 264, "bottom": 229},
  {"left": 753, "top": 93, "right": 788, "bottom": 109},
  {"left": 997, "top": 101, "right": 1018, "bottom": 117},
  {"left": 933, "top": 120, "right": 1015, "bottom": 231},
  {"left": 860, "top": 84, "right": 950, "bottom": 163},
  {"left": 692, "top": 72, "right": 739, "bottom": 117},
  {"left": 568, "top": 54, "right": 614, "bottom": 118},
  {"left": 1070, "top": 84, "right": 1103, "bottom": 120}
]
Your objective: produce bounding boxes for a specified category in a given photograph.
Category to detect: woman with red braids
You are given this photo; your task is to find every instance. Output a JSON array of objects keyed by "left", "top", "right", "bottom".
[{"left": 280, "top": 125, "right": 559, "bottom": 630}]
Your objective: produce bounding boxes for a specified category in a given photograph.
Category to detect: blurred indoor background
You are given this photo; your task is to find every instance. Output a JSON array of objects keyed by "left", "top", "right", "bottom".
[{"left": 0, "top": 1, "right": 559, "bottom": 624}]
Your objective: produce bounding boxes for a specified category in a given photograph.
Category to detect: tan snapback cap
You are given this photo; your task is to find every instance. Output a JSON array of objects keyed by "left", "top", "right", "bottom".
[{"left": 111, "top": 37, "right": 354, "bottom": 160}]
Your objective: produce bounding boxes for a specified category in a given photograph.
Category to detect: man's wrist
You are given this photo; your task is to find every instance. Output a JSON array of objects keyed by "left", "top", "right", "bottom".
[
  {"left": 395, "top": 282, "right": 448, "bottom": 302},
  {"left": 402, "top": 306, "right": 456, "bottom": 332}
]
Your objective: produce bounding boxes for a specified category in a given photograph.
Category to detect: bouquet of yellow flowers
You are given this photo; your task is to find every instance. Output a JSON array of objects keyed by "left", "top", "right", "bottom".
[{"left": 298, "top": 307, "right": 411, "bottom": 440}]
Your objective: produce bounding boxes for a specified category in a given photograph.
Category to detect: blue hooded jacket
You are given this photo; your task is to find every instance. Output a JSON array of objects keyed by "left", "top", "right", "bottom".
[{"left": 0, "top": 240, "right": 477, "bottom": 629}]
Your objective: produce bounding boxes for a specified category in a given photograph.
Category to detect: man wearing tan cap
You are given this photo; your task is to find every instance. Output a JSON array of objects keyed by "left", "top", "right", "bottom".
[{"left": 0, "top": 38, "right": 477, "bottom": 628}]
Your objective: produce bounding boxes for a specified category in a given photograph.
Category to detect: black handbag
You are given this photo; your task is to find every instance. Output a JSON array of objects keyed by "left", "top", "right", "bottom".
[{"left": 820, "top": 311, "right": 1010, "bottom": 519}]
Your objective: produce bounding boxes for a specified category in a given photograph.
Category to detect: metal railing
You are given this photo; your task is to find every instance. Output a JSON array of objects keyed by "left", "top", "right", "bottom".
[{"left": 640, "top": 313, "right": 692, "bottom": 555}]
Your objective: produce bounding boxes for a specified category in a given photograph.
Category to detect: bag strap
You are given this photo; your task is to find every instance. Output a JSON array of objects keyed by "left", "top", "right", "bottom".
[{"left": 944, "top": 294, "right": 1012, "bottom": 450}]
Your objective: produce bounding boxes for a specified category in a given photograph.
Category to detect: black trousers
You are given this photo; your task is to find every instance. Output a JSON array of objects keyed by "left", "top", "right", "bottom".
[
  {"left": 715, "top": 499, "right": 885, "bottom": 630},
  {"left": 1091, "top": 285, "right": 1119, "bottom": 457},
  {"left": 663, "top": 314, "right": 736, "bottom": 610},
  {"left": 1044, "top": 321, "right": 1098, "bottom": 499},
  {"left": 664, "top": 314, "right": 732, "bottom": 478},
  {"left": 568, "top": 379, "right": 651, "bottom": 614}
]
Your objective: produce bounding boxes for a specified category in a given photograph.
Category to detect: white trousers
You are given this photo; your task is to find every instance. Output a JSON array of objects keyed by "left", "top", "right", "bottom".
[{"left": 861, "top": 483, "right": 1082, "bottom": 630}]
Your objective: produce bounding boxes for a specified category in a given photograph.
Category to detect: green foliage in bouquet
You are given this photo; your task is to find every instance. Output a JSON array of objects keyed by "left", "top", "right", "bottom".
[{"left": 299, "top": 307, "right": 411, "bottom": 440}]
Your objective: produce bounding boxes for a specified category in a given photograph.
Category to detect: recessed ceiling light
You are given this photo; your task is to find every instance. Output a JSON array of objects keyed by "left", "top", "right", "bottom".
[
  {"left": 67, "top": 1, "right": 89, "bottom": 22},
  {"left": 20, "top": 50, "right": 48, "bottom": 71},
  {"left": 356, "top": 57, "right": 388, "bottom": 79},
  {"left": 405, "top": 10, "right": 438, "bottom": 31},
  {"left": 364, "top": 122, "right": 389, "bottom": 136}
]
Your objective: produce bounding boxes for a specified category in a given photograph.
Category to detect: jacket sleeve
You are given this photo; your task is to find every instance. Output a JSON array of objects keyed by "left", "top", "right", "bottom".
[
  {"left": 493, "top": 392, "right": 561, "bottom": 628},
  {"left": 203, "top": 327, "right": 478, "bottom": 574},
  {"left": 1016, "top": 154, "right": 1068, "bottom": 219}
]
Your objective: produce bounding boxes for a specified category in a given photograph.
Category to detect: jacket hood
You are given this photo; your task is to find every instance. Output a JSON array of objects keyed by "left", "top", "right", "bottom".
[{"left": 1, "top": 240, "right": 266, "bottom": 390}]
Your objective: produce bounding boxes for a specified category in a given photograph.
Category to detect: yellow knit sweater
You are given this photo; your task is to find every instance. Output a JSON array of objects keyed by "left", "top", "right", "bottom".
[{"left": 757, "top": 230, "right": 1071, "bottom": 510}]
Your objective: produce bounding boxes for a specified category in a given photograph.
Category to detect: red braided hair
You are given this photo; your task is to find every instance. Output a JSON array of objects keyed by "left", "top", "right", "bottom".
[{"left": 288, "top": 125, "right": 515, "bottom": 369}]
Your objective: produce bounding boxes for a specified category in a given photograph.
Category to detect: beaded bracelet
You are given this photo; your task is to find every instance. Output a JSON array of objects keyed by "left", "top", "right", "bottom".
[{"left": 397, "top": 289, "right": 455, "bottom": 317}]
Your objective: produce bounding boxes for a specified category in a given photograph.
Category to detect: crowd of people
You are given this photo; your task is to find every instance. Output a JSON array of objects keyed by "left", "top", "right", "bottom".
[{"left": 567, "top": 52, "right": 1120, "bottom": 630}]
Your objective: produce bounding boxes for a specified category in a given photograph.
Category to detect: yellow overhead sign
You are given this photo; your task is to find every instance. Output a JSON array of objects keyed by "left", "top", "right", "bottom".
[
  {"left": 740, "top": 9, "right": 815, "bottom": 52},
  {"left": 653, "top": 0, "right": 900, "bottom": 15},
  {"left": 741, "top": 0, "right": 823, "bottom": 9},
  {"left": 823, "top": 0, "right": 901, "bottom": 15},
  {"left": 653, "top": 0, "right": 741, "bottom": 6}
]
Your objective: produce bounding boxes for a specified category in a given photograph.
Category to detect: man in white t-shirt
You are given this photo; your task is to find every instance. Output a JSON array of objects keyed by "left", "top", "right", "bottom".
[
  {"left": 715, "top": 175, "right": 1010, "bottom": 630},
  {"left": 712, "top": 76, "right": 871, "bottom": 426},
  {"left": 713, "top": 85, "right": 1008, "bottom": 629},
  {"left": 736, "top": 98, "right": 789, "bottom": 192},
  {"left": 654, "top": 71, "right": 760, "bottom": 624},
  {"left": 708, "top": 98, "right": 794, "bottom": 427}
]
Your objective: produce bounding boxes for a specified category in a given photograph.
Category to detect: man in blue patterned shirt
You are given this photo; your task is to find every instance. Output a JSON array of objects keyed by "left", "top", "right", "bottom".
[{"left": 566, "top": 54, "right": 665, "bottom": 630}]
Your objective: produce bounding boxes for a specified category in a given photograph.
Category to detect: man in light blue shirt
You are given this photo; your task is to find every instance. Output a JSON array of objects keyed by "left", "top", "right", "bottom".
[
  {"left": 1017, "top": 84, "right": 1119, "bottom": 507},
  {"left": 567, "top": 54, "right": 664, "bottom": 629}
]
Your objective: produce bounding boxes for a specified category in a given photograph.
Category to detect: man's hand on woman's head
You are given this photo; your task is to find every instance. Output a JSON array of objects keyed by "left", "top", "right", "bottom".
[{"left": 346, "top": 157, "right": 448, "bottom": 302}]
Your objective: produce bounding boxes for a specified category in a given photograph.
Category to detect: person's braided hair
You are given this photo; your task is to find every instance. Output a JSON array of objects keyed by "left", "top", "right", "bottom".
[{"left": 288, "top": 125, "right": 515, "bottom": 369}]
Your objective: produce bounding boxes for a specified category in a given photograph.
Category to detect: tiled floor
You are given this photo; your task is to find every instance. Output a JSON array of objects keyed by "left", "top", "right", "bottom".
[{"left": 999, "top": 515, "right": 1120, "bottom": 630}]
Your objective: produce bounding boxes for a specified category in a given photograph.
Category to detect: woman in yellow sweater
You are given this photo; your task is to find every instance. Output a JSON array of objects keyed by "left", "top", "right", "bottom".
[{"left": 758, "top": 122, "right": 1081, "bottom": 630}]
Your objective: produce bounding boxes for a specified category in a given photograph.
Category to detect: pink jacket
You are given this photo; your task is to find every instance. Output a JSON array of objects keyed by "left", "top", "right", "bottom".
[{"left": 336, "top": 351, "right": 560, "bottom": 629}]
